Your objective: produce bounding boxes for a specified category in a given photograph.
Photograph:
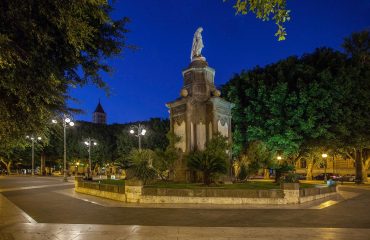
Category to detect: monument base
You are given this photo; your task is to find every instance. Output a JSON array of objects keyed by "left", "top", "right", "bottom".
[{"left": 191, "top": 56, "right": 206, "bottom": 62}]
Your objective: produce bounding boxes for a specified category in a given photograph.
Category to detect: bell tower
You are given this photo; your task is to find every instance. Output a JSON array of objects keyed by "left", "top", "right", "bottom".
[{"left": 93, "top": 100, "right": 107, "bottom": 125}]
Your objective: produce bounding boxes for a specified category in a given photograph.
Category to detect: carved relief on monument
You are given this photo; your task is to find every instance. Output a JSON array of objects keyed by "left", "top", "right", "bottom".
[
  {"left": 218, "top": 120, "right": 229, "bottom": 138},
  {"left": 208, "top": 122, "right": 213, "bottom": 140},
  {"left": 173, "top": 114, "right": 185, "bottom": 126},
  {"left": 190, "top": 122, "right": 195, "bottom": 151},
  {"left": 172, "top": 104, "right": 186, "bottom": 116},
  {"left": 192, "top": 84, "right": 209, "bottom": 102},
  {"left": 174, "top": 120, "right": 186, "bottom": 152},
  {"left": 196, "top": 123, "right": 206, "bottom": 150},
  {"left": 184, "top": 72, "right": 192, "bottom": 86}
]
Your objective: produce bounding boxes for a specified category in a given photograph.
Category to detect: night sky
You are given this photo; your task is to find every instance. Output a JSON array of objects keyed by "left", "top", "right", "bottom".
[{"left": 68, "top": 0, "right": 370, "bottom": 124}]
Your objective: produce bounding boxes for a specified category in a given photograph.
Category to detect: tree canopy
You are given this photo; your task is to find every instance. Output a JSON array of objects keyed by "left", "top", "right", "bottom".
[
  {"left": 222, "top": 30, "right": 370, "bottom": 181},
  {"left": 228, "top": 0, "right": 290, "bottom": 40},
  {"left": 0, "top": 0, "right": 129, "bottom": 150}
]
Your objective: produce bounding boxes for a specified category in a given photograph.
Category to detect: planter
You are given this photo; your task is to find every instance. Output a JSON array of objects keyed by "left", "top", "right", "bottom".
[{"left": 281, "top": 183, "right": 300, "bottom": 190}]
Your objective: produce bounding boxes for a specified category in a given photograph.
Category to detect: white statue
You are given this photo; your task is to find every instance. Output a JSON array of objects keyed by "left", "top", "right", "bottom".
[{"left": 191, "top": 27, "right": 204, "bottom": 61}]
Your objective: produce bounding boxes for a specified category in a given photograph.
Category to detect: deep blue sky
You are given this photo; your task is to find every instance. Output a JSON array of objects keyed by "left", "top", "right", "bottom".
[{"left": 68, "top": 0, "right": 370, "bottom": 124}]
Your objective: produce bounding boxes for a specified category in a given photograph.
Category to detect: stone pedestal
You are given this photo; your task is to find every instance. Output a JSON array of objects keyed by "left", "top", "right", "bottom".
[{"left": 166, "top": 59, "right": 232, "bottom": 182}]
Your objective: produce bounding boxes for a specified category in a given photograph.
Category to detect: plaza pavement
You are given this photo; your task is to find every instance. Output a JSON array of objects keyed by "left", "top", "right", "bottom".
[{"left": 0, "top": 176, "right": 370, "bottom": 239}]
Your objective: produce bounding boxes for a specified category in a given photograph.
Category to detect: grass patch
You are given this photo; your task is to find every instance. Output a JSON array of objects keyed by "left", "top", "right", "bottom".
[
  {"left": 145, "top": 181, "right": 321, "bottom": 190},
  {"left": 94, "top": 179, "right": 125, "bottom": 186},
  {"left": 299, "top": 183, "right": 322, "bottom": 188},
  {"left": 146, "top": 181, "right": 278, "bottom": 190}
]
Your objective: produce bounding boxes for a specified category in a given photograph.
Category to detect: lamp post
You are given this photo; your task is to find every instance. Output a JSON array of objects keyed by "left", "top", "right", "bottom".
[
  {"left": 129, "top": 124, "right": 146, "bottom": 151},
  {"left": 52, "top": 115, "right": 74, "bottom": 182},
  {"left": 26, "top": 135, "right": 42, "bottom": 176},
  {"left": 322, "top": 153, "right": 328, "bottom": 182},
  {"left": 75, "top": 162, "right": 79, "bottom": 177},
  {"left": 84, "top": 138, "right": 97, "bottom": 179}
]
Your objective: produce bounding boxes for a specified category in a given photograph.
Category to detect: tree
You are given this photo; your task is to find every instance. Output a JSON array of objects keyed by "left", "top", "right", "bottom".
[
  {"left": 0, "top": 0, "right": 129, "bottom": 149},
  {"left": 128, "top": 149, "right": 156, "bottom": 184},
  {"left": 243, "top": 141, "right": 273, "bottom": 179},
  {"left": 186, "top": 134, "right": 229, "bottom": 185},
  {"left": 338, "top": 31, "right": 370, "bottom": 183},
  {"left": 223, "top": 48, "right": 349, "bottom": 157},
  {"left": 153, "top": 132, "right": 181, "bottom": 181},
  {"left": 238, "top": 163, "right": 248, "bottom": 181},
  {"left": 227, "top": 0, "right": 290, "bottom": 40},
  {"left": 222, "top": 31, "right": 370, "bottom": 182},
  {"left": 115, "top": 118, "right": 170, "bottom": 168}
]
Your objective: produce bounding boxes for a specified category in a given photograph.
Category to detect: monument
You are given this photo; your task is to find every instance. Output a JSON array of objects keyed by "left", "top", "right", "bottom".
[{"left": 166, "top": 27, "right": 232, "bottom": 182}]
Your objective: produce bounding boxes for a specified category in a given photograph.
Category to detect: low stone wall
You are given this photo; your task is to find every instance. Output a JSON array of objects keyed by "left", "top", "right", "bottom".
[
  {"left": 75, "top": 181, "right": 126, "bottom": 202},
  {"left": 74, "top": 180, "right": 338, "bottom": 205},
  {"left": 299, "top": 186, "right": 337, "bottom": 203},
  {"left": 142, "top": 188, "right": 284, "bottom": 198},
  {"left": 142, "top": 188, "right": 285, "bottom": 204}
]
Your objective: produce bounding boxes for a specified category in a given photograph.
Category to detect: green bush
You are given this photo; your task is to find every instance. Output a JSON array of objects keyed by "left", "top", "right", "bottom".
[
  {"left": 187, "top": 151, "right": 228, "bottom": 185},
  {"left": 238, "top": 164, "right": 248, "bottom": 181},
  {"left": 129, "top": 149, "right": 156, "bottom": 184},
  {"left": 186, "top": 134, "right": 229, "bottom": 185},
  {"left": 281, "top": 172, "right": 300, "bottom": 183}
]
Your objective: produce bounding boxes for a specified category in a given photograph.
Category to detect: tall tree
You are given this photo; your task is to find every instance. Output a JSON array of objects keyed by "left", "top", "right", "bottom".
[
  {"left": 222, "top": 31, "right": 370, "bottom": 182},
  {"left": 0, "top": 0, "right": 129, "bottom": 151}
]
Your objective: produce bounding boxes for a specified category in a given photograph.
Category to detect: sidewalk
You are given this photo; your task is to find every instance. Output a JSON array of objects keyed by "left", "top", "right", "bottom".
[{"left": 2, "top": 191, "right": 370, "bottom": 239}]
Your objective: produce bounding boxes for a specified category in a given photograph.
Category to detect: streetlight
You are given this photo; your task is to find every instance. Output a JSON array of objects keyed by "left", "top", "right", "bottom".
[
  {"left": 75, "top": 162, "right": 80, "bottom": 177},
  {"left": 322, "top": 153, "right": 328, "bottom": 182},
  {"left": 129, "top": 124, "right": 146, "bottom": 151},
  {"left": 277, "top": 156, "right": 282, "bottom": 161},
  {"left": 52, "top": 115, "right": 74, "bottom": 182},
  {"left": 84, "top": 138, "right": 98, "bottom": 179},
  {"left": 26, "top": 135, "right": 42, "bottom": 176}
]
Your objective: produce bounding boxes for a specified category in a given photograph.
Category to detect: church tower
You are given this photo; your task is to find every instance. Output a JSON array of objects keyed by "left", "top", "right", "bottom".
[{"left": 93, "top": 100, "right": 107, "bottom": 124}]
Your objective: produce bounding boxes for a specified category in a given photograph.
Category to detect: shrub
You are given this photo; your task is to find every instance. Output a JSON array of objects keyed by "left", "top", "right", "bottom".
[
  {"left": 238, "top": 164, "right": 248, "bottom": 181},
  {"left": 186, "top": 151, "right": 228, "bottom": 185},
  {"left": 281, "top": 172, "right": 300, "bottom": 183},
  {"left": 129, "top": 149, "right": 156, "bottom": 184}
]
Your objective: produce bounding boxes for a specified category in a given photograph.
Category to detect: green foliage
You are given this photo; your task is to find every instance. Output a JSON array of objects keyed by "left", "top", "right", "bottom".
[
  {"left": 153, "top": 147, "right": 178, "bottom": 181},
  {"left": 186, "top": 134, "right": 229, "bottom": 185},
  {"left": 223, "top": 31, "right": 370, "bottom": 182},
  {"left": 243, "top": 141, "right": 273, "bottom": 173},
  {"left": 273, "top": 161, "right": 294, "bottom": 182},
  {"left": 238, "top": 163, "right": 248, "bottom": 181},
  {"left": 0, "top": 0, "right": 129, "bottom": 152},
  {"left": 116, "top": 118, "right": 170, "bottom": 167},
  {"left": 95, "top": 179, "right": 125, "bottom": 186},
  {"left": 223, "top": 47, "right": 360, "bottom": 155},
  {"left": 128, "top": 149, "right": 156, "bottom": 184},
  {"left": 227, "top": 0, "right": 290, "bottom": 40},
  {"left": 280, "top": 172, "right": 300, "bottom": 183},
  {"left": 2, "top": 118, "right": 170, "bottom": 172}
]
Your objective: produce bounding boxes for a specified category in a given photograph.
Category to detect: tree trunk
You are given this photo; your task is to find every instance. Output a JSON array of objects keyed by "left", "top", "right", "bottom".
[
  {"left": 362, "top": 161, "right": 368, "bottom": 182},
  {"left": 40, "top": 152, "right": 46, "bottom": 175},
  {"left": 355, "top": 149, "right": 363, "bottom": 183},
  {"left": 203, "top": 172, "right": 211, "bottom": 185},
  {"left": 263, "top": 168, "right": 270, "bottom": 179},
  {"left": 1, "top": 158, "right": 12, "bottom": 174},
  {"left": 306, "top": 162, "right": 313, "bottom": 180}
]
